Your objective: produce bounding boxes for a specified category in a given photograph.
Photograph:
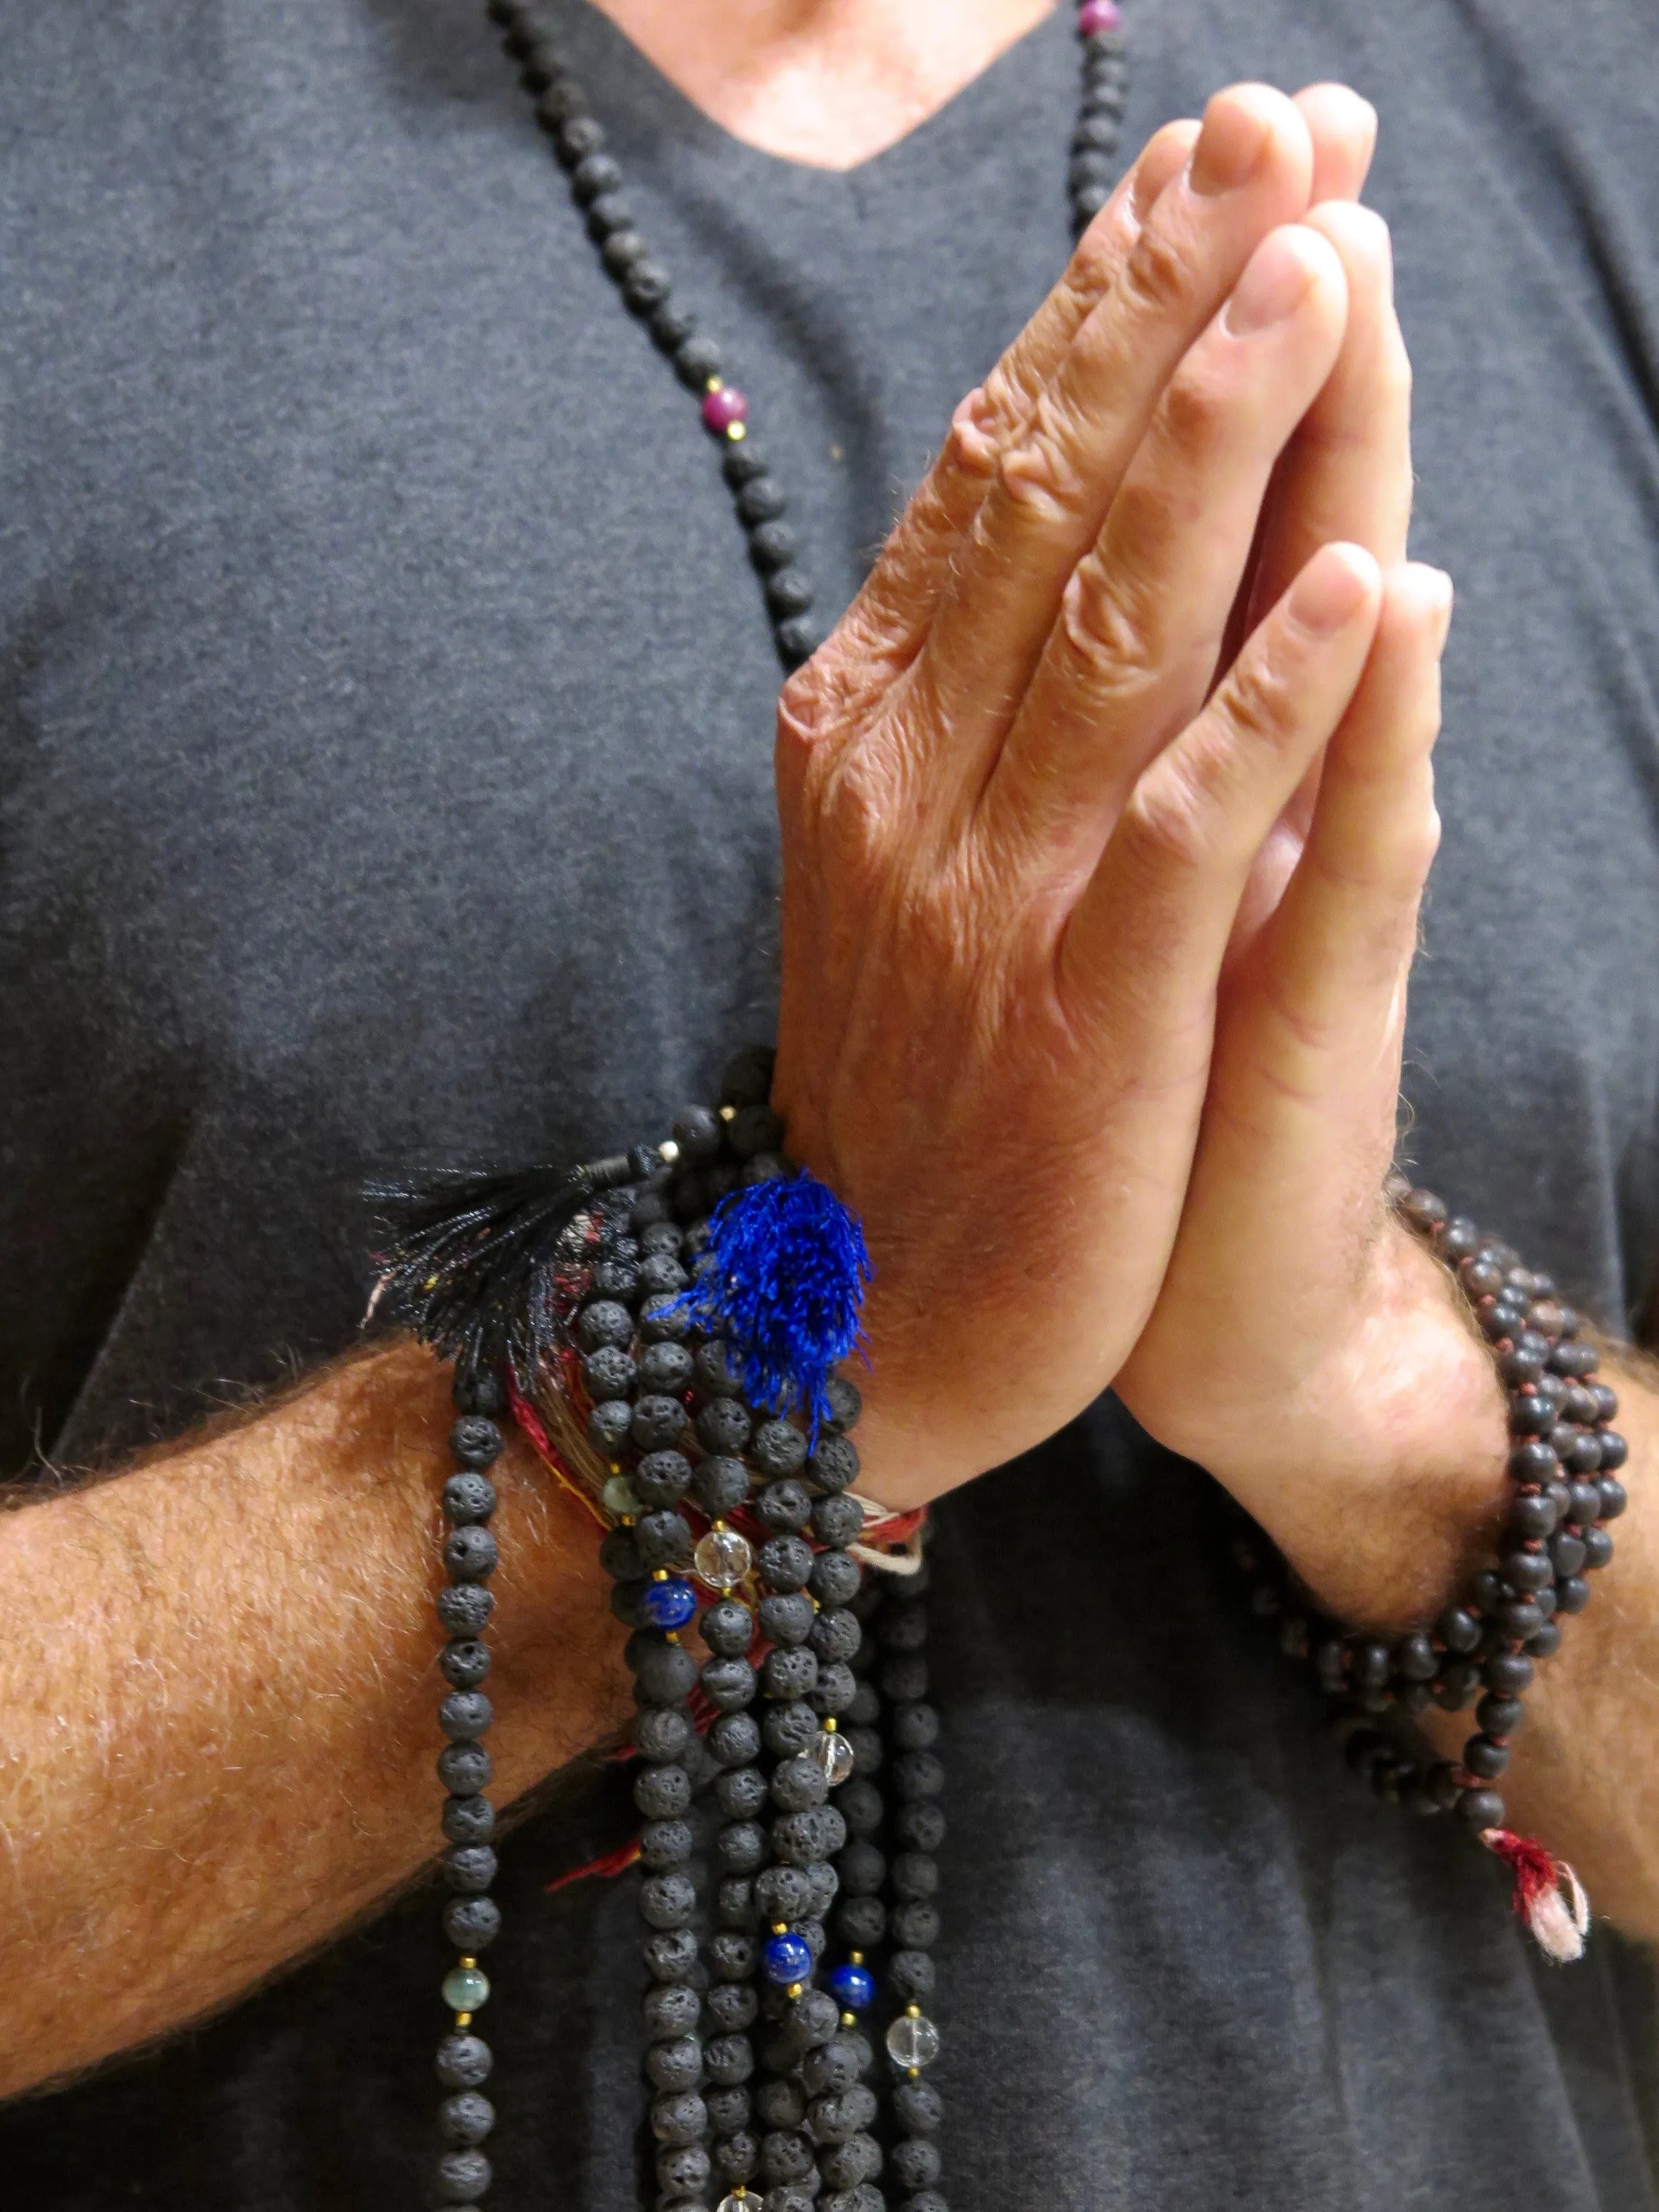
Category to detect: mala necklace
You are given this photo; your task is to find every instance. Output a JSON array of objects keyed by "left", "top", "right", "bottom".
[{"left": 373, "top": 5, "right": 1627, "bottom": 2207}]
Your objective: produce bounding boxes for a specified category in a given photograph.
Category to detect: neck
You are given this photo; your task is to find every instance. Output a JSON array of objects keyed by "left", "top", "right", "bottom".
[{"left": 587, "top": 0, "right": 1061, "bottom": 168}]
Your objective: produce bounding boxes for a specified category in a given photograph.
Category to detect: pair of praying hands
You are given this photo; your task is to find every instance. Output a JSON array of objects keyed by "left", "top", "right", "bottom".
[{"left": 772, "top": 83, "right": 1508, "bottom": 1627}]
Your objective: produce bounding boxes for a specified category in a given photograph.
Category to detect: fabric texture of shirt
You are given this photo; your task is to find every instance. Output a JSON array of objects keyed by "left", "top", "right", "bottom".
[{"left": 2, "top": 0, "right": 1658, "bottom": 2203}]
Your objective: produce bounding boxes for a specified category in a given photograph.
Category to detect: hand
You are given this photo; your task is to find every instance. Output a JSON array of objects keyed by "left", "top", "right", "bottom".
[
  {"left": 1112, "top": 208, "right": 1511, "bottom": 1633},
  {"left": 770, "top": 84, "right": 1391, "bottom": 1506},
  {"left": 1113, "top": 558, "right": 1509, "bottom": 1630}
]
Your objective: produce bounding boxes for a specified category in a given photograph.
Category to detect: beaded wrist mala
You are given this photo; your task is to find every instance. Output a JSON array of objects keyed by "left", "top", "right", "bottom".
[
  {"left": 1231, "top": 1172, "right": 1626, "bottom": 1960},
  {"left": 369, "top": 4, "right": 1632, "bottom": 2206}
]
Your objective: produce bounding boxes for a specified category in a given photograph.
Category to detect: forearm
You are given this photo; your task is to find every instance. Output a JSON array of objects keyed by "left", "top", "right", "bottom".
[{"left": 0, "top": 1339, "right": 629, "bottom": 2098}]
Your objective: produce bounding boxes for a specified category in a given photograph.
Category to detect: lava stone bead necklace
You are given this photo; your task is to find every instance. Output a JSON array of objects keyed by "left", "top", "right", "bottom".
[
  {"left": 405, "top": 1044, "right": 951, "bottom": 2212},
  {"left": 481, "top": 0, "right": 1130, "bottom": 668},
  {"left": 380, "top": 6, "right": 1635, "bottom": 2206}
]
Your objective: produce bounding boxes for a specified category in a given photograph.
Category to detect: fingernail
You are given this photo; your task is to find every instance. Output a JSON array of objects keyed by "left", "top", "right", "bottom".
[
  {"left": 1423, "top": 565, "right": 1455, "bottom": 647},
  {"left": 1190, "top": 91, "right": 1272, "bottom": 196},
  {"left": 1223, "top": 230, "right": 1316, "bottom": 336},
  {"left": 1133, "top": 120, "right": 1200, "bottom": 219},
  {"left": 1290, "top": 544, "right": 1377, "bottom": 634}
]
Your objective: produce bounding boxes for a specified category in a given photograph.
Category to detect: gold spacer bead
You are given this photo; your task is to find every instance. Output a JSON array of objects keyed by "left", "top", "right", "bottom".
[
  {"left": 848, "top": 1951, "right": 863, "bottom": 1965},
  {"left": 719, "top": 1105, "right": 737, "bottom": 1120},
  {"left": 906, "top": 2003, "right": 921, "bottom": 2018},
  {"left": 652, "top": 1568, "right": 669, "bottom": 1581},
  {"left": 907, "top": 2066, "right": 920, "bottom": 2081},
  {"left": 665, "top": 1632, "right": 680, "bottom": 1644},
  {"left": 459, "top": 1956, "right": 477, "bottom": 1969},
  {"left": 787, "top": 1982, "right": 804, "bottom": 2000},
  {"left": 706, "top": 375, "right": 724, "bottom": 392},
  {"left": 824, "top": 1717, "right": 837, "bottom": 1732},
  {"left": 841, "top": 2010, "right": 855, "bottom": 2027},
  {"left": 772, "top": 1922, "right": 788, "bottom": 1935},
  {"left": 727, "top": 421, "right": 747, "bottom": 441},
  {"left": 455, "top": 2012, "right": 473, "bottom": 2029}
]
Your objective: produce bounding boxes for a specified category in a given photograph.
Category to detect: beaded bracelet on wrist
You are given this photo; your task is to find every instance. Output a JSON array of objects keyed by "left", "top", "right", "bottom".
[{"left": 1228, "top": 1171, "right": 1626, "bottom": 1959}]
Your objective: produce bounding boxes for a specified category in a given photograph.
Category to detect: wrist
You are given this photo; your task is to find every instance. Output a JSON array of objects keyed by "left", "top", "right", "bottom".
[{"left": 1197, "top": 1222, "right": 1510, "bottom": 1628}]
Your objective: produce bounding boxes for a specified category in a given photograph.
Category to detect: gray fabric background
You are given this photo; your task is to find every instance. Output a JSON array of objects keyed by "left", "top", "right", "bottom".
[{"left": 1, "top": 0, "right": 1658, "bottom": 2203}]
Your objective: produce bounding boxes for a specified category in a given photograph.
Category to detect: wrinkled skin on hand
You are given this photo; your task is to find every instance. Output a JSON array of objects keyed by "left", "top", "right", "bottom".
[{"left": 770, "top": 85, "right": 1481, "bottom": 1599}]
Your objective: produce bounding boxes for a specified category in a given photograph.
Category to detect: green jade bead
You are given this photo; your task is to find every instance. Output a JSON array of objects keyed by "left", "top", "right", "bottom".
[
  {"left": 602, "top": 1473, "right": 642, "bottom": 1518},
  {"left": 443, "top": 1964, "right": 491, "bottom": 2013}
]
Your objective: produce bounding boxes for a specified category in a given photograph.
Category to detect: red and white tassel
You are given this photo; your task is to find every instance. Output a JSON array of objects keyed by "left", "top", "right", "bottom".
[{"left": 1481, "top": 1828, "right": 1591, "bottom": 1962}]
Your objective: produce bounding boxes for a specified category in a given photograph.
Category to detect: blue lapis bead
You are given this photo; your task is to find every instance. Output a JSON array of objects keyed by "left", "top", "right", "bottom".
[
  {"left": 639, "top": 1577, "right": 697, "bottom": 1630},
  {"left": 762, "top": 1931, "right": 814, "bottom": 1987},
  {"left": 827, "top": 1961, "right": 874, "bottom": 2013}
]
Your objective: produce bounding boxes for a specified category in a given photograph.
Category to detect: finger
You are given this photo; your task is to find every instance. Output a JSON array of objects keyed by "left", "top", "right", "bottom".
[
  {"left": 1057, "top": 542, "right": 1384, "bottom": 1053},
  {"left": 1227, "top": 562, "right": 1450, "bottom": 1109},
  {"left": 1247, "top": 199, "right": 1413, "bottom": 623},
  {"left": 982, "top": 223, "right": 1350, "bottom": 865},
  {"left": 910, "top": 85, "right": 1316, "bottom": 760},
  {"left": 837, "top": 119, "right": 1200, "bottom": 670},
  {"left": 1295, "top": 83, "right": 1378, "bottom": 203},
  {"left": 1204, "top": 197, "right": 1413, "bottom": 927}
]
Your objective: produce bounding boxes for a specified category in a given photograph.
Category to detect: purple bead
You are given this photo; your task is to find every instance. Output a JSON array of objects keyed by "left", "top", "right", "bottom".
[
  {"left": 700, "top": 385, "right": 749, "bottom": 436},
  {"left": 1077, "top": 0, "right": 1122, "bottom": 31}
]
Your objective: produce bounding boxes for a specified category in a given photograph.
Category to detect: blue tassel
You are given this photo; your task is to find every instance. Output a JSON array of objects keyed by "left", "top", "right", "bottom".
[{"left": 670, "top": 1170, "right": 871, "bottom": 1439}]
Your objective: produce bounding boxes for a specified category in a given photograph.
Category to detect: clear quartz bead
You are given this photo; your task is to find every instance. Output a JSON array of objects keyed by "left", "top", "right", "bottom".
[
  {"left": 442, "top": 1964, "right": 490, "bottom": 2013},
  {"left": 601, "top": 1473, "right": 641, "bottom": 1518},
  {"left": 886, "top": 2010, "right": 940, "bottom": 2070},
  {"left": 693, "top": 1524, "right": 752, "bottom": 1591},
  {"left": 809, "top": 1728, "right": 855, "bottom": 1786}
]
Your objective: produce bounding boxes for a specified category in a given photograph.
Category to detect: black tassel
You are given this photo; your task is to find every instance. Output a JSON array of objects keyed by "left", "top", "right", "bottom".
[{"left": 367, "top": 1147, "right": 655, "bottom": 1390}]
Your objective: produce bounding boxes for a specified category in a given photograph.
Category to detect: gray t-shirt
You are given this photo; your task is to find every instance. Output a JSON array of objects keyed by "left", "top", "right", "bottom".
[{"left": 2, "top": 0, "right": 1658, "bottom": 2204}]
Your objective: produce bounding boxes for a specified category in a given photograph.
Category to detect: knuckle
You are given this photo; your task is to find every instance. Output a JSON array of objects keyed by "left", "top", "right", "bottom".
[
  {"left": 822, "top": 743, "right": 907, "bottom": 857},
  {"left": 942, "top": 386, "right": 1002, "bottom": 482},
  {"left": 775, "top": 673, "right": 831, "bottom": 811},
  {"left": 775, "top": 644, "right": 885, "bottom": 809},
  {"left": 1156, "top": 356, "right": 1236, "bottom": 468},
  {"left": 1216, "top": 648, "right": 1301, "bottom": 753},
  {"left": 776, "top": 660, "right": 832, "bottom": 757},
  {"left": 1117, "top": 763, "right": 1212, "bottom": 878},
  {"left": 997, "top": 393, "right": 1090, "bottom": 527},
  {"left": 1056, "top": 557, "right": 1164, "bottom": 696},
  {"left": 1064, "top": 222, "right": 1120, "bottom": 305},
  {"left": 1119, "top": 220, "right": 1193, "bottom": 327}
]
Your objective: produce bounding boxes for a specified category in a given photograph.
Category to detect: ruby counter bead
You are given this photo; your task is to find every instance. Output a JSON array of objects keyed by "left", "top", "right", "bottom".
[{"left": 701, "top": 385, "right": 749, "bottom": 435}]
